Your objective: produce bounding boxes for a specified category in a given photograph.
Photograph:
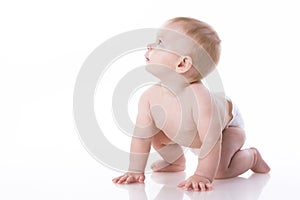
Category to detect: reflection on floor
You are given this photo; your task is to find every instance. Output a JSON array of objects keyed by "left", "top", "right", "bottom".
[{"left": 115, "top": 172, "right": 270, "bottom": 200}]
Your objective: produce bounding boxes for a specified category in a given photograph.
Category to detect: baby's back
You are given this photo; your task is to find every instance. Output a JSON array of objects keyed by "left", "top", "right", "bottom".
[{"left": 144, "top": 83, "right": 208, "bottom": 148}]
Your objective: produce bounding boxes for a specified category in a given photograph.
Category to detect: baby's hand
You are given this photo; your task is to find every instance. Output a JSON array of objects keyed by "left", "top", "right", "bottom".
[
  {"left": 177, "top": 174, "right": 212, "bottom": 192},
  {"left": 112, "top": 172, "right": 145, "bottom": 184}
]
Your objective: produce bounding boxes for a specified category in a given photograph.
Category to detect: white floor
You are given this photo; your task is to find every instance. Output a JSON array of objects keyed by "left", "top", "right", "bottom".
[{"left": 1, "top": 147, "right": 299, "bottom": 200}]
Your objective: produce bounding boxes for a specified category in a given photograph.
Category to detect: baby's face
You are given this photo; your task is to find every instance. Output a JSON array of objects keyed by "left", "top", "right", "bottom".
[{"left": 145, "top": 22, "right": 193, "bottom": 70}]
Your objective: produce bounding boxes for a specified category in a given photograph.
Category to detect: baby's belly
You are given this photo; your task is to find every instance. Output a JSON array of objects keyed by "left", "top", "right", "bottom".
[
  {"left": 159, "top": 126, "right": 202, "bottom": 148},
  {"left": 170, "top": 128, "right": 202, "bottom": 148},
  {"left": 150, "top": 105, "right": 201, "bottom": 148}
]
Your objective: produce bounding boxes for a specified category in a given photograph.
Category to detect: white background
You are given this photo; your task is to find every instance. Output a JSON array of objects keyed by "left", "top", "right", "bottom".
[{"left": 1, "top": 0, "right": 300, "bottom": 199}]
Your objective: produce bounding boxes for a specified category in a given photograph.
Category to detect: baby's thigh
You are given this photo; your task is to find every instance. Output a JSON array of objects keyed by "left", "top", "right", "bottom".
[{"left": 221, "top": 127, "right": 246, "bottom": 151}]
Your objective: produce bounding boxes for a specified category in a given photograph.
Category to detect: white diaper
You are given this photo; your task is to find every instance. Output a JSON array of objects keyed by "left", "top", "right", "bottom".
[{"left": 226, "top": 102, "right": 245, "bottom": 129}]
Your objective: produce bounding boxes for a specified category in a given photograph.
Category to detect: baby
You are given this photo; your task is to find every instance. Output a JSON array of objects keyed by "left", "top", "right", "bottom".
[{"left": 112, "top": 17, "right": 270, "bottom": 191}]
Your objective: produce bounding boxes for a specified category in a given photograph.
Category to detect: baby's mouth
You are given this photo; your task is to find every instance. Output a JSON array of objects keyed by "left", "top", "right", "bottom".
[{"left": 144, "top": 52, "right": 150, "bottom": 63}]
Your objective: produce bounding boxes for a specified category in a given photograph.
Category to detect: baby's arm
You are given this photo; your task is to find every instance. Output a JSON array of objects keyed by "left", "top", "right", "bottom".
[
  {"left": 178, "top": 90, "right": 222, "bottom": 191},
  {"left": 112, "top": 88, "right": 159, "bottom": 184},
  {"left": 178, "top": 139, "right": 221, "bottom": 190},
  {"left": 112, "top": 137, "right": 151, "bottom": 184}
]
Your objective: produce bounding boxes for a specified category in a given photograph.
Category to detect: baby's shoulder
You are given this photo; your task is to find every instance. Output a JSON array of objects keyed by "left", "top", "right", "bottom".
[
  {"left": 139, "top": 83, "right": 161, "bottom": 101},
  {"left": 142, "top": 84, "right": 161, "bottom": 95}
]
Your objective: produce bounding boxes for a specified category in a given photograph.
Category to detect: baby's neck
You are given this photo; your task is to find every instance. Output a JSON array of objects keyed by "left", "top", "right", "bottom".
[
  {"left": 159, "top": 74, "right": 190, "bottom": 95},
  {"left": 146, "top": 64, "right": 197, "bottom": 95}
]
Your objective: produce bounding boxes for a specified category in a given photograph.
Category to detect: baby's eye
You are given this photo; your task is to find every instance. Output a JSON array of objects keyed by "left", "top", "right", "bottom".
[{"left": 156, "top": 39, "right": 162, "bottom": 45}]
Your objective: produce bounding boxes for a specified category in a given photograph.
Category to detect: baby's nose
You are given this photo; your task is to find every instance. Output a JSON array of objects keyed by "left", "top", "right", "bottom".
[{"left": 147, "top": 43, "right": 154, "bottom": 50}]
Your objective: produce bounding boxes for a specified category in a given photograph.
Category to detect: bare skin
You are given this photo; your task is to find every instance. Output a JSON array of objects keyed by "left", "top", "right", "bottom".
[
  {"left": 112, "top": 83, "right": 270, "bottom": 190},
  {"left": 112, "top": 20, "right": 270, "bottom": 191},
  {"left": 112, "top": 172, "right": 145, "bottom": 184}
]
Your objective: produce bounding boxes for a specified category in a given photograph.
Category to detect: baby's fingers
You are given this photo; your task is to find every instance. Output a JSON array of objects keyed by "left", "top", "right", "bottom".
[
  {"left": 112, "top": 175, "right": 125, "bottom": 183},
  {"left": 182, "top": 181, "right": 193, "bottom": 191},
  {"left": 177, "top": 181, "right": 186, "bottom": 188},
  {"left": 198, "top": 182, "right": 206, "bottom": 191},
  {"left": 192, "top": 182, "right": 200, "bottom": 191},
  {"left": 205, "top": 183, "right": 213, "bottom": 191},
  {"left": 128, "top": 175, "right": 144, "bottom": 184},
  {"left": 138, "top": 176, "right": 145, "bottom": 183},
  {"left": 117, "top": 175, "right": 129, "bottom": 184},
  {"left": 112, "top": 178, "right": 118, "bottom": 183},
  {"left": 125, "top": 176, "right": 135, "bottom": 184}
]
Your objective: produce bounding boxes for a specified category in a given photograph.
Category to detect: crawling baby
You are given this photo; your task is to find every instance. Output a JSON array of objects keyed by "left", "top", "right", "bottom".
[{"left": 112, "top": 17, "right": 270, "bottom": 192}]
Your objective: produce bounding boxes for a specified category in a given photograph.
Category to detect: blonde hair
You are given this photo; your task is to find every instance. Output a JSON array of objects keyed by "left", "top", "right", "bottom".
[{"left": 167, "top": 17, "right": 221, "bottom": 79}]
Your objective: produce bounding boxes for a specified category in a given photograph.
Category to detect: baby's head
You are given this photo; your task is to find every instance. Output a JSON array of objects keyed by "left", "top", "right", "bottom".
[{"left": 146, "top": 17, "right": 221, "bottom": 82}]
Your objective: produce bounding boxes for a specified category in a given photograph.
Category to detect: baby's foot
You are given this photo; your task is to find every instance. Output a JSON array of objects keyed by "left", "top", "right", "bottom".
[
  {"left": 151, "top": 156, "right": 186, "bottom": 172},
  {"left": 250, "top": 148, "right": 271, "bottom": 173}
]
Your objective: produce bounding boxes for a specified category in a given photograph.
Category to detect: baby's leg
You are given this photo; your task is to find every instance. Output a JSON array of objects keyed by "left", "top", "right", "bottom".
[
  {"left": 216, "top": 127, "right": 270, "bottom": 179},
  {"left": 151, "top": 130, "right": 185, "bottom": 172}
]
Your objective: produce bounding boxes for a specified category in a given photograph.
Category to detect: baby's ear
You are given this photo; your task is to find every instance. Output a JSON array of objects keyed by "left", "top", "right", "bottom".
[{"left": 175, "top": 56, "right": 193, "bottom": 74}]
